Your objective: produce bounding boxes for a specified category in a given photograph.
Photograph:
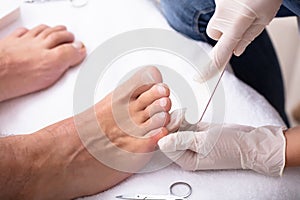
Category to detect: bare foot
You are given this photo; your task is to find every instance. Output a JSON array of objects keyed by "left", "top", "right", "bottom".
[
  {"left": 0, "top": 24, "right": 86, "bottom": 102},
  {"left": 68, "top": 66, "right": 172, "bottom": 197},
  {"left": 95, "top": 66, "right": 171, "bottom": 152},
  {"left": 74, "top": 66, "right": 172, "bottom": 169},
  {"left": 15, "top": 66, "right": 172, "bottom": 199}
]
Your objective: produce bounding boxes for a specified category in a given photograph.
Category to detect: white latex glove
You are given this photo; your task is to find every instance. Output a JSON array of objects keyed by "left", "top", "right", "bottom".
[
  {"left": 207, "top": 0, "right": 282, "bottom": 71},
  {"left": 297, "top": 17, "right": 300, "bottom": 33},
  {"left": 159, "top": 123, "right": 286, "bottom": 176}
]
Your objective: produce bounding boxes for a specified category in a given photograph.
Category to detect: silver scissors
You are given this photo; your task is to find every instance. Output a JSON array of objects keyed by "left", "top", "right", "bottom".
[
  {"left": 23, "top": 0, "right": 88, "bottom": 8},
  {"left": 116, "top": 181, "right": 192, "bottom": 200}
]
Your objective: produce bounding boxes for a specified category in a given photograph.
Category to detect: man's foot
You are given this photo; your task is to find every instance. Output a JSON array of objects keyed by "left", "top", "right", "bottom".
[
  {"left": 20, "top": 66, "right": 171, "bottom": 199},
  {"left": 95, "top": 66, "right": 171, "bottom": 152},
  {"left": 0, "top": 24, "right": 86, "bottom": 101},
  {"left": 74, "top": 66, "right": 172, "bottom": 161}
]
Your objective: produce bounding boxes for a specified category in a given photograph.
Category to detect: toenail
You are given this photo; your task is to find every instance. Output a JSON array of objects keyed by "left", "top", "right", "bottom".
[
  {"left": 141, "top": 71, "right": 155, "bottom": 82},
  {"left": 157, "top": 85, "right": 166, "bottom": 95},
  {"left": 158, "top": 112, "right": 166, "bottom": 119},
  {"left": 72, "top": 41, "right": 83, "bottom": 49},
  {"left": 159, "top": 98, "right": 167, "bottom": 107}
]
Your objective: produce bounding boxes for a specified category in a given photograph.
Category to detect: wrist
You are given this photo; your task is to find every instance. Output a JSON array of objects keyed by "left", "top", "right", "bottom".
[{"left": 240, "top": 126, "right": 286, "bottom": 176}]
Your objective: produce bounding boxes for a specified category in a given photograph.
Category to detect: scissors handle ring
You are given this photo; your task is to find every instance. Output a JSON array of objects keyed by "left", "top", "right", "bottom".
[
  {"left": 70, "top": 0, "right": 88, "bottom": 7},
  {"left": 169, "top": 181, "right": 192, "bottom": 198}
]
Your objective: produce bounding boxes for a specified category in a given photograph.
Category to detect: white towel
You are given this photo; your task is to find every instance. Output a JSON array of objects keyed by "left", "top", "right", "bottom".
[{"left": 0, "top": 1, "right": 299, "bottom": 199}]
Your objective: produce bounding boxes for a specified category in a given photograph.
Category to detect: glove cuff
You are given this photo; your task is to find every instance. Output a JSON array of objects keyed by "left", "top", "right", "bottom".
[{"left": 241, "top": 126, "right": 286, "bottom": 177}]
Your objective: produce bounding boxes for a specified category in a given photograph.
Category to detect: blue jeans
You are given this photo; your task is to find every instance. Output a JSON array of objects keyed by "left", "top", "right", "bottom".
[
  {"left": 160, "top": 0, "right": 297, "bottom": 127},
  {"left": 283, "top": 0, "right": 300, "bottom": 16}
]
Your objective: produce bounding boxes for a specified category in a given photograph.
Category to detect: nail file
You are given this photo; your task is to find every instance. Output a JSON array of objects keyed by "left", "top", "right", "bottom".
[{"left": 0, "top": 1, "right": 21, "bottom": 30}]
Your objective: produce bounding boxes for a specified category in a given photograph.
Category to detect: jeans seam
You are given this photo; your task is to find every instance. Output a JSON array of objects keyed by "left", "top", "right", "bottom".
[{"left": 192, "top": 7, "right": 215, "bottom": 42}]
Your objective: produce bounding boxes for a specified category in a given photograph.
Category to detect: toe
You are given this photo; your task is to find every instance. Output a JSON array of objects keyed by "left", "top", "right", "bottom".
[
  {"left": 27, "top": 24, "right": 49, "bottom": 37},
  {"left": 113, "top": 66, "right": 163, "bottom": 101},
  {"left": 144, "top": 97, "right": 171, "bottom": 118},
  {"left": 10, "top": 27, "right": 28, "bottom": 37},
  {"left": 131, "top": 97, "right": 171, "bottom": 124},
  {"left": 145, "top": 127, "right": 169, "bottom": 146},
  {"left": 134, "top": 83, "right": 170, "bottom": 111},
  {"left": 131, "top": 67, "right": 164, "bottom": 99},
  {"left": 51, "top": 42, "right": 86, "bottom": 70},
  {"left": 38, "top": 25, "right": 67, "bottom": 39},
  {"left": 45, "top": 30, "right": 75, "bottom": 48},
  {"left": 143, "top": 112, "right": 170, "bottom": 132}
]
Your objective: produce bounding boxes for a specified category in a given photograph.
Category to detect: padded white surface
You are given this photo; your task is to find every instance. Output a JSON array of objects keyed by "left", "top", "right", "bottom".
[
  {"left": 0, "top": 1, "right": 299, "bottom": 199},
  {"left": 0, "top": 0, "right": 20, "bottom": 30}
]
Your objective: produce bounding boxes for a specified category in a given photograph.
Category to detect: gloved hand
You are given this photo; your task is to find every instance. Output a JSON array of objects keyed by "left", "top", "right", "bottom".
[
  {"left": 207, "top": 0, "right": 282, "bottom": 71},
  {"left": 159, "top": 123, "right": 286, "bottom": 176}
]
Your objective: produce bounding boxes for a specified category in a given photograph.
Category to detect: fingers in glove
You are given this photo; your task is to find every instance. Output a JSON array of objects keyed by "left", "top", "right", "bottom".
[
  {"left": 206, "top": 14, "right": 223, "bottom": 41},
  {"left": 233, "top": 23, "right": 265, "bottom": 56},
  {"left": 166, "top": 150, "right": 199, "bottom": 171},
  {"left": 210, "top": 35, "right": 236, "bottom": 69},
  {"left": 157, "top": 136, "right": 198, "bottom": 171},
  {"left": 206, "top": 0, "right": 257, "bottom": 68},
  {"left": 158, "top": 131, "right": 200, "bottom": 152}
]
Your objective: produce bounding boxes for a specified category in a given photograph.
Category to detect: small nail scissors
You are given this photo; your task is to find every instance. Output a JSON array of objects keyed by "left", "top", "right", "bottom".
[
  {"left": 116, "top": 181, "right": 192, "bottom": 200},
  {"left": 23, "top": 0, "right": 88, "bottom": 8}
]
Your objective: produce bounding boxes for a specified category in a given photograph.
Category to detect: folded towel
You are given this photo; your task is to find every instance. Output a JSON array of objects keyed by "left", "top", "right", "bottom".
[{"left": 0, "top": 1, "right": 299, "bottom": 199}]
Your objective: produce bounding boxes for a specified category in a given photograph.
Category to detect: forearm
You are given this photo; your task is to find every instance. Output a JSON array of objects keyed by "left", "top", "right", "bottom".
[{"left": 284, "top": 126, "right": 300, "bottom": 167}]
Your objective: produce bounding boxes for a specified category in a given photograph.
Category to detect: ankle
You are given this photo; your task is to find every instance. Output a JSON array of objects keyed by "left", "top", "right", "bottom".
[
  {"left": 42, "top": 117, "right": 132, "bottom": 198},
  {"left": 24, "top": 117, "right": 131, "bottom": 199},
  {"left": 19, "top": 118, "right": 82, "bottom": 199},
  {"left": 34, "top": 118, "right": 84, "bottom": 199}
]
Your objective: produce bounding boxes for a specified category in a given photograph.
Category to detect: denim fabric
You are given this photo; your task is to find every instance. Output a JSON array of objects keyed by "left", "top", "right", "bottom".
[
  {"left": 298, "top": 17, "right": 300, "bottom": 32},
  {"left": 160, "top": 0, "right": 291, "bottom": 127},
  {"left": 277, "top": 4, "right": 297, "bottom": 17},
  {"left": 283, "top": 0, "right": 300, "bottom": 16},
  {"left": 160, "top": 0, "right": 215, "bottom": 42}
]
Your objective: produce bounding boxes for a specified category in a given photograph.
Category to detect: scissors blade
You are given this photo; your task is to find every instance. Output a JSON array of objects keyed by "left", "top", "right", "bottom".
[
  {"left": 24, "top": 0, "right": 66, "bottom": 3},
  {"left": 116, "top": 194, "right": 185, "bottom": 200}
]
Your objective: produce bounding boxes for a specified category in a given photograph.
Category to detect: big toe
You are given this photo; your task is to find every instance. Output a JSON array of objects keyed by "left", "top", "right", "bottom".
[
  {"left": 114, "top": 66, "right": 163, "bottom": 100},
  {"left": 51, "top": 41, "right": 86, "bottom": 70}
]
